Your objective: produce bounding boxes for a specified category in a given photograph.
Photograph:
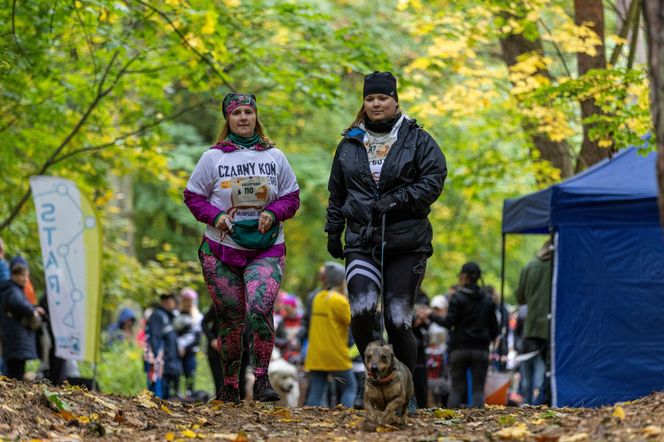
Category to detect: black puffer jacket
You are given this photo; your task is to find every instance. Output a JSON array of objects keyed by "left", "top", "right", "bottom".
[
  {"left": 325, "top": 118, "right": 447, "bottom": 255},
  {"left": 431, "top": 285, "right": 499, "bottom": 352},
  {"left": 0, "top": 280, "right": 38, "bottom": 360}
]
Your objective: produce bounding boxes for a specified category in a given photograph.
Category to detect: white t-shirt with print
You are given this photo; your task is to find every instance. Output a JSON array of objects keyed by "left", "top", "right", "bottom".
[
  {"left": 186, "top": 147, "right": 299, "bottom": 250},
  {"left": 362, "top": 114, "right": 406, "bottom": 184}
]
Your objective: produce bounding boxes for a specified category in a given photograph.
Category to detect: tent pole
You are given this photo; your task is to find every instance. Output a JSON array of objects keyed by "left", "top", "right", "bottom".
[
  {"left": 545, "top": 229, "right": 555, "bottom": 406},
  {"left": 499, "top": 233, "right": 507, "bottom": 364}
]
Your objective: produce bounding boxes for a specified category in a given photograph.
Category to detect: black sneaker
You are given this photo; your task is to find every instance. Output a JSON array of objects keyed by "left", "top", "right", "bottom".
[{"left": 253, "top": 376, "right": 280, "bottom": 402}]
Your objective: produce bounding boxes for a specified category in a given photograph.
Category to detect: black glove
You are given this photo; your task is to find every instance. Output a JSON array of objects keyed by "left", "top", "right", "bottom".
[
  {"left": 374, "top": 196, "right": 398, "bottom": 215},
  {"left": 327, "top": 234, "right": 344, "bottom": 259}
]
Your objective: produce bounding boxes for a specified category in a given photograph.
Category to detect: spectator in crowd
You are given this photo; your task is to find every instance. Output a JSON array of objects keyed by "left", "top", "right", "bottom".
[
  {"left": 304, "top": 262, "right": 356, "bottom": 408},
  {"left": 426, "top": 294, "right": 450, "bottom": 407},
  {"left": 0, "top": 263, "right": 45, "bottom": 380},
  {"left": 106, "top": 307, "right": 137, "bottom": 347},
  {"left": 274, "top": 293, "right": 302, "bottom": 364},
  {"left": 10, "top": 256, "right": 37, "bottom": 305},
  {"left": 175, "top": 288, "right": 203, "bottom": 396},
  {"left": 515, "top": 240, "right": 552, "bottom": 405},
  {"left": 412, "top": 288, "right": 430, "bottom": 408},
  {"left": 421, "top": 294, "right": 449, "bottom": 407},
  {"left": 428, "top": 262, "right": 499, "bottom": 408},
  {"left": 0, "top": 238, "right": 9, "bottom": 282},
  {"left": 297, "top": 265, "right": 326, "bottom": 349},
  {"left": 485, "top": 285, "right": 509, "bottom": 370},
  {"left": 144, "top": 293, "right": 182, "bottom": 399}
]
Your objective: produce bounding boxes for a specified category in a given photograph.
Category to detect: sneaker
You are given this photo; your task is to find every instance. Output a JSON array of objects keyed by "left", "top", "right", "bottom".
[
  {"left": 216, "top": 385, "right": 240, "bottom": 403},
  {"left": 253, "top": 376, "right": 280, "bottom": 402}
]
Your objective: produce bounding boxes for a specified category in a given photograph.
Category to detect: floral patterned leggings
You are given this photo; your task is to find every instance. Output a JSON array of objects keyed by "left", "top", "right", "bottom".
[{"left": 199, "top": 247, "right": 284, "bottom": 389}]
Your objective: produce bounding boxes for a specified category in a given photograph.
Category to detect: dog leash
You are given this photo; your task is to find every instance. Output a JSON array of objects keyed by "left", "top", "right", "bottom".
[{"left": 378, "top": 213, "right": 387, "bottom": 344}]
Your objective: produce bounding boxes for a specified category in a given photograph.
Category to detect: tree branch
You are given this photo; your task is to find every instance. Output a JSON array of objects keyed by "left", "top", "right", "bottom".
[
  {"left": 50, "top": 100, "right": 213, "bottom": 166},
  {"left": 0, "top": 50, "right": 127, "bottom": 231},
  {"left": 609, "top": 0, "right": 640, "bottom": 65},
  {"left": 133, "top": 0, "right": 235, "bottom": 91},
  {"left": 11, "top": 0, "right": 25, "bottom": 55},
  {"left": 538, "top": 19, "right": 573, "bottom": 77},
  {"left": 72, "top": 0, "right": 99, "bottom": 80},
  {"left": 627, "top": 1, "right": 641, "bottom": 69}
]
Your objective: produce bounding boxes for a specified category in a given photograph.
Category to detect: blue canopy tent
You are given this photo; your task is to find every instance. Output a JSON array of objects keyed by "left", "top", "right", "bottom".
[{"left": 502, "top": 147, "right": 664, "bottom": 407}]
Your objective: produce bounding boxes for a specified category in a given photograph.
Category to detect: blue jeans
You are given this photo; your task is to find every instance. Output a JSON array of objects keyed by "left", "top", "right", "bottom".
[
  {"left": 306, "top": 370, "right": 357, "bottom": 408},
  {"left": 519, "top": 353, "right": 546, "bottom": 404}
]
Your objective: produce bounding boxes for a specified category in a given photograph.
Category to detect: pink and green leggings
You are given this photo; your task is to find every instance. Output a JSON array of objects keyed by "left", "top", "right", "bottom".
[{"left": 199, "top": 248, "right": 284, "bottom": 389}]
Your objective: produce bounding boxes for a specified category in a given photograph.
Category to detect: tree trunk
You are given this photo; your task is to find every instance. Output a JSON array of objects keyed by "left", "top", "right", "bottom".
[
  {"left": 500, "top": 30, "right": 574, "bottom": 178},
  {"left": 642, "top": 0, "right": 664, "bottom": 226},
  {"left": 575, "top": 0, "right": 611, "bottom": 172}
]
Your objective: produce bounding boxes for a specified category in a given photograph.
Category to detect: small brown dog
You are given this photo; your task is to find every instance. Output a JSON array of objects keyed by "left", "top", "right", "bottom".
[{"left": 363, "top": 341, "right": 414, "bottom": 426}]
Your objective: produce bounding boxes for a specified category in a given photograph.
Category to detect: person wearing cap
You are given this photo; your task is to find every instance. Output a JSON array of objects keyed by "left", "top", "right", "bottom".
[
  {"left": 325, "top": 72, "right": 447, "bottom": 384},
  {"left": 427, "top": 262, "right": 499, "bottom": 408},
  {"left": 184, "top": 93, "right": 300, "bottom": 403}
]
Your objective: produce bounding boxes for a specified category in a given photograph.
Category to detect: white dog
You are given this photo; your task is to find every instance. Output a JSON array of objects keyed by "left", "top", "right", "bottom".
[{"left": 268, "top": 349, "right": 300, "bottom": 407}]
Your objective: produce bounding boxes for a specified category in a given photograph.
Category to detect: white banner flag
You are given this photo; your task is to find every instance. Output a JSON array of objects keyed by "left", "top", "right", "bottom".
[{"left": 30, "top": 176, "right": 102, "bottom": 361}]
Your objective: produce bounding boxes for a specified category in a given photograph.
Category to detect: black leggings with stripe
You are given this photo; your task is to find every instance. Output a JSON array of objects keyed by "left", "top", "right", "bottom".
[{"left": 345, "top": 252, "right": 427, "bottom": 374}]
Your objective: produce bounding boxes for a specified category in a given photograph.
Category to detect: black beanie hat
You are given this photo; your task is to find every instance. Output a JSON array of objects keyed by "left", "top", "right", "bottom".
[
  {"left": 460, "top": 262, "right": 482, "bottom": 280},
  {"left": 363, "top": 71, "right": 398, "bottom": 101}
]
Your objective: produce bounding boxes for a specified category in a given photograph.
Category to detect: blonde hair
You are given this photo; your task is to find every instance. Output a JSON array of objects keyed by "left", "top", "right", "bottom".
[
  {"left": 347, "top": 105, "right": 368, "bottom": 131},
  {"left": 216, "top": 119, "right": 272, "bottom": 144}
]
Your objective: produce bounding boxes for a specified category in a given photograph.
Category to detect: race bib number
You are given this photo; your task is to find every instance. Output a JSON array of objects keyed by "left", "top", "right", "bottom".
[{"left": 231, "top": 176, "right": 270, "bottom": 208}]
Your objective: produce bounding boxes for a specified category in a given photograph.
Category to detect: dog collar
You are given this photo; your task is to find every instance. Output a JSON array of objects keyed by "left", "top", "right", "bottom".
[{"left": 368, "top": 371, "right": 397, "bottom": 385}]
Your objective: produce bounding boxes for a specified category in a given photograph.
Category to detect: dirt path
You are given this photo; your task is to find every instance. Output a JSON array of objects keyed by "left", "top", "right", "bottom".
[{"left": 0, "top": 377, "right": 661, "bottom": 441}]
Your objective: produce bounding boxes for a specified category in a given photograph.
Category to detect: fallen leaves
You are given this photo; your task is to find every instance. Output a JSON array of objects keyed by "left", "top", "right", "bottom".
[
  {"left": 612, "top": 405, "right": 625, "bottom": 420},
  {"left": 43, "top": 387, "right": 71, "bottom": 412},
  {"left": 137, "top": 389, "right": 159, "bottom": 409},
  {"left": 432, "top": 408, "right": 459, "bottom": 419},
  {"left": 0, "top": 377, "right": 660, "bottom": 441},
  {"left": 559, "top": 433, "right": 589, "bottom": 442},
  {"left": 494, "top": 423, "right": 532, "bottom": 440},
  {"left": 498, "top": 414, "right": 517, "bottom": 426},
  {"left": 642, "top": 425, "right": 662, "bottom": 438}
]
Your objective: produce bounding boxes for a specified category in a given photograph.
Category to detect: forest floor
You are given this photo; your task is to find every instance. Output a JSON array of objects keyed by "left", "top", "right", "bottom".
[{"left": 0, "top": 377, "right": 662, "bottom": 441}]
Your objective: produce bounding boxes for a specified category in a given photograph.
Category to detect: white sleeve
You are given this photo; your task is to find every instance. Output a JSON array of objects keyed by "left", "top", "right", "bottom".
[{"left": 186, "top": 151, "right": 217, "bottom": 197}]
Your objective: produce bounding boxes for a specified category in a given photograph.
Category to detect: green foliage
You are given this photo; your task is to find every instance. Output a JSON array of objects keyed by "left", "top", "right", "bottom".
[{"left": 1, "top": 0, "right": 652, "bottom": 319}]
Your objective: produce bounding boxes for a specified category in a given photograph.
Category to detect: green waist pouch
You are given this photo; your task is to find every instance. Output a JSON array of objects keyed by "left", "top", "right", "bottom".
[{"left": 230, "top": 219, "right": 280, "bottom": 249}]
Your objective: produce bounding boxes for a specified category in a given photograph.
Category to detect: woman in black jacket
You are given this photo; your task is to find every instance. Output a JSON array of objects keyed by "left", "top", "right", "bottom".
[
  {"left": 428, "top": 262, "right": 499, "bottom": 408},
  {"left": 325, "top": 71, "right": 447, "bottom": 380},
  {"left": 0, "top": 263, "right": 44, "bottom": 380}
]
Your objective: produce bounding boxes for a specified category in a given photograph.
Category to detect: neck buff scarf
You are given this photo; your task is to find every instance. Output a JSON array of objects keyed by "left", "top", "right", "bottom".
[
  {"left": 229, "top": 132, "right": 261, "bottom": 148},
  {"left": 364, "top": 113, "right": 402, "bottom": 133}
]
